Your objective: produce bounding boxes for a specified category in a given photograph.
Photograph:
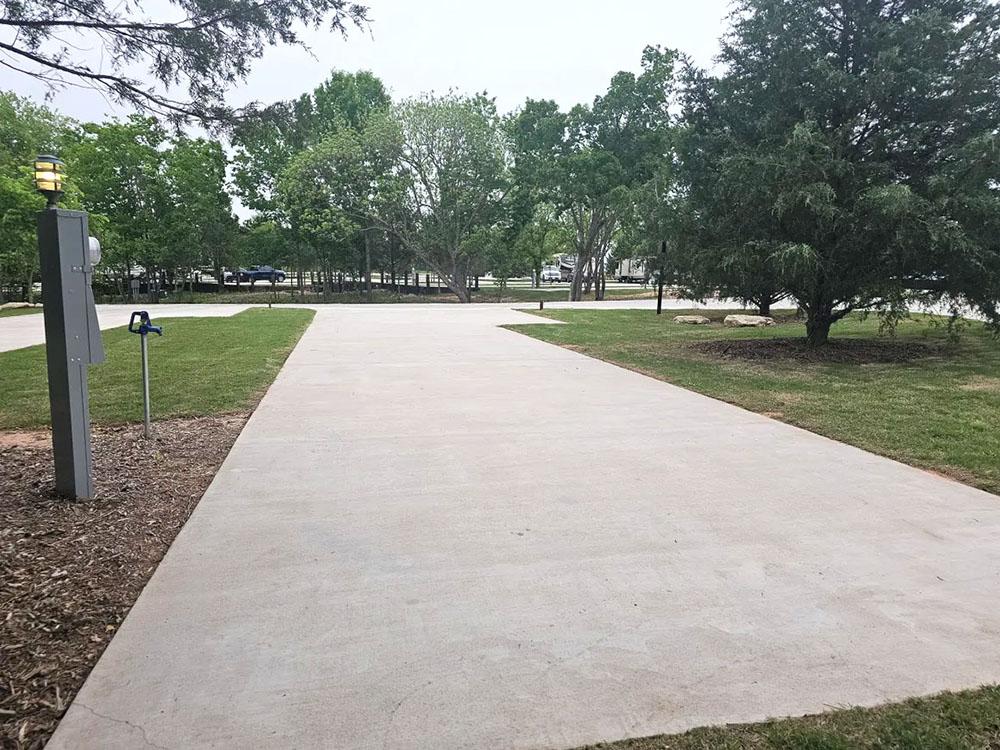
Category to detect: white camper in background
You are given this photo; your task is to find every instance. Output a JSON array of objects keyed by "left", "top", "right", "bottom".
[{"left": 616, "top": 258, "right": 647, "bottom": 283}]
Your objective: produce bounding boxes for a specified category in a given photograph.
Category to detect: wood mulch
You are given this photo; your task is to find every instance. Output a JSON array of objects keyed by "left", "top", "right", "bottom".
[
  {"left": 690, "top": 337, "right": 945, "bottom": 364},
  {"left": 0, "top": 416, "right": 246, "bottom": 749}
]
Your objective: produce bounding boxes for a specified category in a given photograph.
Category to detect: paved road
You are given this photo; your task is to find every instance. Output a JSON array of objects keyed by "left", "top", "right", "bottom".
[
  {"left": 49, "top": 305, "right": 1000, "bottom": 749},
  {"left": 0, "top": 299, "right": 781, "bottom": 354}
]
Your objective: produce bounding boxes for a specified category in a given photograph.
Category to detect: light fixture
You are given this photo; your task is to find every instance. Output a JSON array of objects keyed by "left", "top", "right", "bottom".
[{"left": 33, "top": 154, "right": 65, "bottom": 208}]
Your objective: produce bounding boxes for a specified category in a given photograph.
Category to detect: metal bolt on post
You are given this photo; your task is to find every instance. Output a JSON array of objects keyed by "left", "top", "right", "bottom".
[{"left": 128, "top": 311, "right": 163, "bottom": 438}]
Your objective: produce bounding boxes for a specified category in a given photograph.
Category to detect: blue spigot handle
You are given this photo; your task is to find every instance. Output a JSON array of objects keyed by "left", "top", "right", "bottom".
[{"left": 128, "top": 310, "right": 163, "bottom": 336}]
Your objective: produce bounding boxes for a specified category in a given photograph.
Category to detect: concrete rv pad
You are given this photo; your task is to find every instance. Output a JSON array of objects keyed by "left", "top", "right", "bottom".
[{"left": 49, "top": 304, "right": 1000, "bottom": 749}]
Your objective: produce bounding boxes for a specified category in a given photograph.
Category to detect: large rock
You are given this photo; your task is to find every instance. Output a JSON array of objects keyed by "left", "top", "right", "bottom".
[
  {"left": 673, "top": 315, "right": 711, "bottom": 325},
  {"left": 724, "top": 314, "right": 775, "bottom": 328},
  {"left": 0, "top": 302, "right": 38, "bottom": 310}
]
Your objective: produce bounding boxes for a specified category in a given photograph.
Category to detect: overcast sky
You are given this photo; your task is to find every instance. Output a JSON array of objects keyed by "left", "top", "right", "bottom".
[{"left": 7, "top": 0, "right": 733, "bottom": 122}]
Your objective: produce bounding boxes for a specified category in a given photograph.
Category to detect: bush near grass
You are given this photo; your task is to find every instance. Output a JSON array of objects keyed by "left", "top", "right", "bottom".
[
  {"left": 0, "top": 308, "right": 314, "bottom": 429},
  {"left": 510, "top": 309, "right": 1000, "bottom": 495}
]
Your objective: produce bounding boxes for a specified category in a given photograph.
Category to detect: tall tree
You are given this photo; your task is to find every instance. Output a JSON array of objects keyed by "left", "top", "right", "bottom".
[
  {"left": 677, "top": 0, "right": 1000, "bottom": 344},
  {"left": 0, "top": 92, "right": 76, "bottom": 302},
  {"left": 231, "top": 70, "right": 390, "bottom": 216},
  {"left": 163, "top": 136, "right": 238, "bottom": 291},
  {"left": 67, "top": 117, "right": 170, "bottom": 287},
  {"left": 277, "top": 115, "right": 398, "bottom": 298},
  {"left": 1, "top": 0, "right": 369, "bottom": 124},
  {"left": 513, "top": 47, "right": 677, "bottom": 301},
  {"left": 386, "top": 93, "right": 511, "bottom": 302}
]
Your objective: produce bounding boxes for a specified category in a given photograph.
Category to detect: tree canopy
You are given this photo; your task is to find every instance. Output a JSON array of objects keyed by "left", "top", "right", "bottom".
[
  {"left": 2, "top": 0, "right": 998, "bottom": 339},
  {"left": 675, "top": 0, "right": 1000, "bottom": 344},
  {"left": 1, "top": 0, "right": 369, "bottom": 124}
]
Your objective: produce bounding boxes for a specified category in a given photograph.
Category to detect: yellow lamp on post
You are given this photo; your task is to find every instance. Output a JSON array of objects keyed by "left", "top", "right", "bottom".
[{"left": 33, "top": 155, "right": 65, "bottom": 208}]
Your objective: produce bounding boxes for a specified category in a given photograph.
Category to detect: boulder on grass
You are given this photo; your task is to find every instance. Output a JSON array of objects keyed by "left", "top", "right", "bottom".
[
  {"left": 673, "top": 315, "right": 711, "bottom": 325},
  {"left": 724, "top": 314, "right": 775, "bottom": 327}
]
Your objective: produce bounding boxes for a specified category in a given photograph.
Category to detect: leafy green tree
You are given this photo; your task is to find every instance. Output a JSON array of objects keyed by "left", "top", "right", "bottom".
[
  {"left": 1, "top": 0, "right": 369, "bottom": 124},
  {"left": 163, "top": 136, "right": 238, "bottom": 291},
  {"left": 385, "top": 93, "right": 511, "bottom": 302},
  {"left": 232, "top": 70, "right": 391, "bottom": 216},
  {"left": 277, "top": 119, "right": 397, "bottom": 298},
  {"left": 67, "top": 116, "right": 169, "bottom": 288},
  {"left": 510, "top": 204, "right": 572, "bottom": 287},
  {"left": 677, "top": 0, "right": 1000, "bottom": 344},
  {"left": 513, "top": 47, "right": 677, "bottom": 300},
  {"left": 0, "top": 92, "right": 82, "bottom": 302}
]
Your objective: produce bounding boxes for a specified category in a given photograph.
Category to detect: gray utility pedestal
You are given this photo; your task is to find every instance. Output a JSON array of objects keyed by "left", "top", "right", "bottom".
[{"left": 37, "top": 208, "right": 105, "bottom": 498}]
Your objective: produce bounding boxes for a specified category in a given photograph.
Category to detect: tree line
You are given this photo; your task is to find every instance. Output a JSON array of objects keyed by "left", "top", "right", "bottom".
[{"left": 2, "top": 0, "right": 998, "bottom": 344}]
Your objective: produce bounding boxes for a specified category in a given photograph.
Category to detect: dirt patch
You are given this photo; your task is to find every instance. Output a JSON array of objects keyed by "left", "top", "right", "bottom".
[
  {"left": 960, "top": 376, "right": 1000, "bottom": 393},
  {"left": 689, "top": 337, "right": 943, "bottom": 364},
  {"left": 0, "top": 415, "right": 245, "bottom": 749},
  {"left": 0, "top": 432, "right": 49, "bottom": 451}
]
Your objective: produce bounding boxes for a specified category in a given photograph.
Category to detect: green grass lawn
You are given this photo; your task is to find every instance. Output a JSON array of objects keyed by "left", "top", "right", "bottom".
[
  {"left": 576, "top": 685, "right": 1000, "bottom": 749},
  {"left": 0, "top": 306, "right": 42, "bottom": 318},
  {"left": 510, "top": 309, "right": 1000, "bottom": 495},
  {"left": 0, "top": 308, "right": 314, "bottom": 429}
]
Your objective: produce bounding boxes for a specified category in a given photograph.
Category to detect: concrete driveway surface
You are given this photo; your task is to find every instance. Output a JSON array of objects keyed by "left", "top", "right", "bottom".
[
  {"left": 47, "top": 304, "right": 1000, "bottom": 749},
  {"left": 0, "top": 298, "right": 788, "bottom": 353}
]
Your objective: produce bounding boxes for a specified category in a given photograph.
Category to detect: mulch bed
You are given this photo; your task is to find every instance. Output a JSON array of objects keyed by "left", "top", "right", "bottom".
[
  {"left": 0, "top": 416, "right": 246, "bottom": 749},
  {"left": 690, "top": 337, "right": 944, "bottom": 364}
]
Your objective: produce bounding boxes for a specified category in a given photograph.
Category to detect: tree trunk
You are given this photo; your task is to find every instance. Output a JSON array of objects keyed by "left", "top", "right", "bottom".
[
  {"left": 364, "top": 230, "right": 373, "bottom": 302},
  {"left": 805, "top": 310, "right": 833, "bottom": 346},
  {"left": 569, "top": 259, "right": 587, "bottom": 301},
  {"left": 444, "top": 261, "right": 471, "bottom": 302},
  {"left": 758, "top": 300, "right": 771, "bottom": 316}
]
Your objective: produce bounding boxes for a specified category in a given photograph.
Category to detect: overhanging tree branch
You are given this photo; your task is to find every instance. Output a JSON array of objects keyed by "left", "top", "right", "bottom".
[{"left": 1, "top": 0, "right": 370, "bottom": 126}]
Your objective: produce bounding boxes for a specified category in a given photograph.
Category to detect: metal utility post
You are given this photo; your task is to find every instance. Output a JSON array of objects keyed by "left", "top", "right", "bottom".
[
  {"left": 128, "top": 311, "right": 163, "bottom": 438},
  {"left": 656, "top": 240, "right": 667, "bottom": 315},
  {"left": 34, "top": 156, "right": 106, "bottom": 499}
]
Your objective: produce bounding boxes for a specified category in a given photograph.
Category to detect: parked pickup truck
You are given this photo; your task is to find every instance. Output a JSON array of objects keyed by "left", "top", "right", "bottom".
[
  {"left": 540, "top": 266, "right": 562, "bottom": 283},
  {"left": 230, "top": 265, "right": 287, "bottom": 283}
]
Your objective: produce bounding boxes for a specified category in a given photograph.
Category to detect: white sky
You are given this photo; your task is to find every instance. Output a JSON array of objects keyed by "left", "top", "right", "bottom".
[{"left": 4, "top": 0, "right": 733, "bottom": 122}]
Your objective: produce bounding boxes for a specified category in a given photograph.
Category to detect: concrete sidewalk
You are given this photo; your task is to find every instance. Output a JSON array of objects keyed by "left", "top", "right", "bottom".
[
  {"left": 50, "top": 305, "right": 1000, "bottom": 749},
  {"left": 0, "top": 304, "right": 258, "bottom": 353}
]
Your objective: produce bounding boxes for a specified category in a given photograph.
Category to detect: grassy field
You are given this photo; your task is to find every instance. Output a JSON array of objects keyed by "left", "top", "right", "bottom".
[
  {"left": 576, "top": 685, "right": 1000, "bottom": 749},
  {"left": 0, "top": 306, "right": 42, "bottom": 318},
  {"left": 0, "top": 308, "right": 314, "bottom": 429},
  {"left": 510, "top": 309, "right": 1000, "bottom": 495}
]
